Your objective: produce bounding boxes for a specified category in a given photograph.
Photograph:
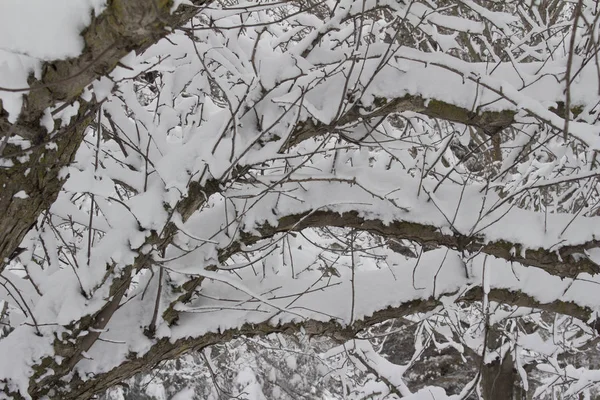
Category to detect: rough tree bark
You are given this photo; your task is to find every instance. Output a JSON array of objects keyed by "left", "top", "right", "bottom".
[
  {"left": 482, "top": 351, "right": 518, "bottom": 400},
  {"left": 0, "top": 2, "right": 596, "bottom": 399},
  {"left": 0, "top": 0, "right": 209, "bottom": 269},
  {"left": 0, "top": 0, "right": 566, "bottom": 273},
  {"left": 30, "top": 288, "right": 590, "bottom": 400}
]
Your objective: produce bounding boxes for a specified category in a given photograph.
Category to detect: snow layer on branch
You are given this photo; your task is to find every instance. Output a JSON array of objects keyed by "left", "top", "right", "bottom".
[
  {"left": 0, "top": 51, "right": 41, "bottom": 122},
  {"left": 214, "top": 167, "right": 600, "bottom": 251},
  {"left": 0, "top": 0, "right": 105, "bottom": 60},
  {"left": 4, "top": 3, "right": 600, "bottom": 397},
  {"left": 70, "top": 244, "right": 600, "bottom": 381},
  {"left": 0, "top": 0, "right": 105, "bottom": 121}
]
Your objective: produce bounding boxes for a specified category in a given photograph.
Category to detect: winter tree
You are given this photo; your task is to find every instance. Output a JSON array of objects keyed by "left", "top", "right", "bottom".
[{"left": 1, "top": 0, "right": 600, "bottom": 399}]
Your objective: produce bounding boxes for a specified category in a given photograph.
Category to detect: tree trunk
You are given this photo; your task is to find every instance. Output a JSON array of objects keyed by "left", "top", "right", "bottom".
[
  {"left": 482, "top": 352, "right": 519, "bottom": 400},
  {"left": 0, "top": 0, "right": 209, "bottom": 270}
]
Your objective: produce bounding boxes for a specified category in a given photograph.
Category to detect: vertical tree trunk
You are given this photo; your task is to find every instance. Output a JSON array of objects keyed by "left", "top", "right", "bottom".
[{"left": 482, "top": 352, "right": 518, "bottom": 400}]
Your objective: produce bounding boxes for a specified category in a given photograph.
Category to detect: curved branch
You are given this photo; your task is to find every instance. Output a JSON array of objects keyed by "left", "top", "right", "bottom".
[
  {"left": 46, "top": 287, "right": 599, "bottom": 400},
  {"left": 13, "top": 204, "right": 600, "bottom": 398},
  {"left": 244, "top": 210, "right": 600, "bottom": 278}
]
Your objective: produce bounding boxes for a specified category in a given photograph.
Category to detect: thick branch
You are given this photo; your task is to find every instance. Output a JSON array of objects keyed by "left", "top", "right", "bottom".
[
  {"left": 41, "top": 286, "right": 599, "bottom": 400},
  {"left": 22, "top": 203, "right": 600, "bottom": 398},
  {"left": 161, "top": 206, "right": 600, "bottom": 345},
  {"left": 0, "top": 0, "right": 210, "bottom": 268},
  {"left": 288, "top": 94, "right": 519, "bottom": 147},
  {"left": 246, "top": 210, "right": 600, "bottom": 278}
]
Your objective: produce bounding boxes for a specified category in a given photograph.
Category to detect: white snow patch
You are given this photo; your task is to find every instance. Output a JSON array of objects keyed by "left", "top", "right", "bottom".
[{"left": 13, "top": 191, "right": 28, "bottom": 199}]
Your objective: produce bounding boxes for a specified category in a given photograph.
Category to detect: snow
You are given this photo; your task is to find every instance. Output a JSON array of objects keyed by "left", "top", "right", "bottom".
[
  {"left": 12, "top": 191, "right": 28, "bottom": 199},
  {"left": 211, "top": 167, "right": 600, "bottom": 254},
  {"left": 93, "top": 77, "right": 115, "bottom": 102},
  {"left": 0, "top": 0, "right": 105, "bottom": 60},
  {"left": 3, "top": 1, "right": 600, "bottom": 398},
  {"left": 0, "top": 0, "right": 105, "bottom": 122},
  {"left": 171, "top": 387, "right": 194, "bottom": 400}
]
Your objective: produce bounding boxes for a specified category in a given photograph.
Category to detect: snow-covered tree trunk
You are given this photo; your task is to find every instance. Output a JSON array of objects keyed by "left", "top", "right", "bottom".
[{"left": 0, "top": 0, "right": 210, "bottom": 267}]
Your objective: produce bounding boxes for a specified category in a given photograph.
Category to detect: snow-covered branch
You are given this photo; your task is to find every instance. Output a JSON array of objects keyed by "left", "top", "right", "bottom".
[{"left": 3, "top": 0, "right": 600, "bottom": 398}]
